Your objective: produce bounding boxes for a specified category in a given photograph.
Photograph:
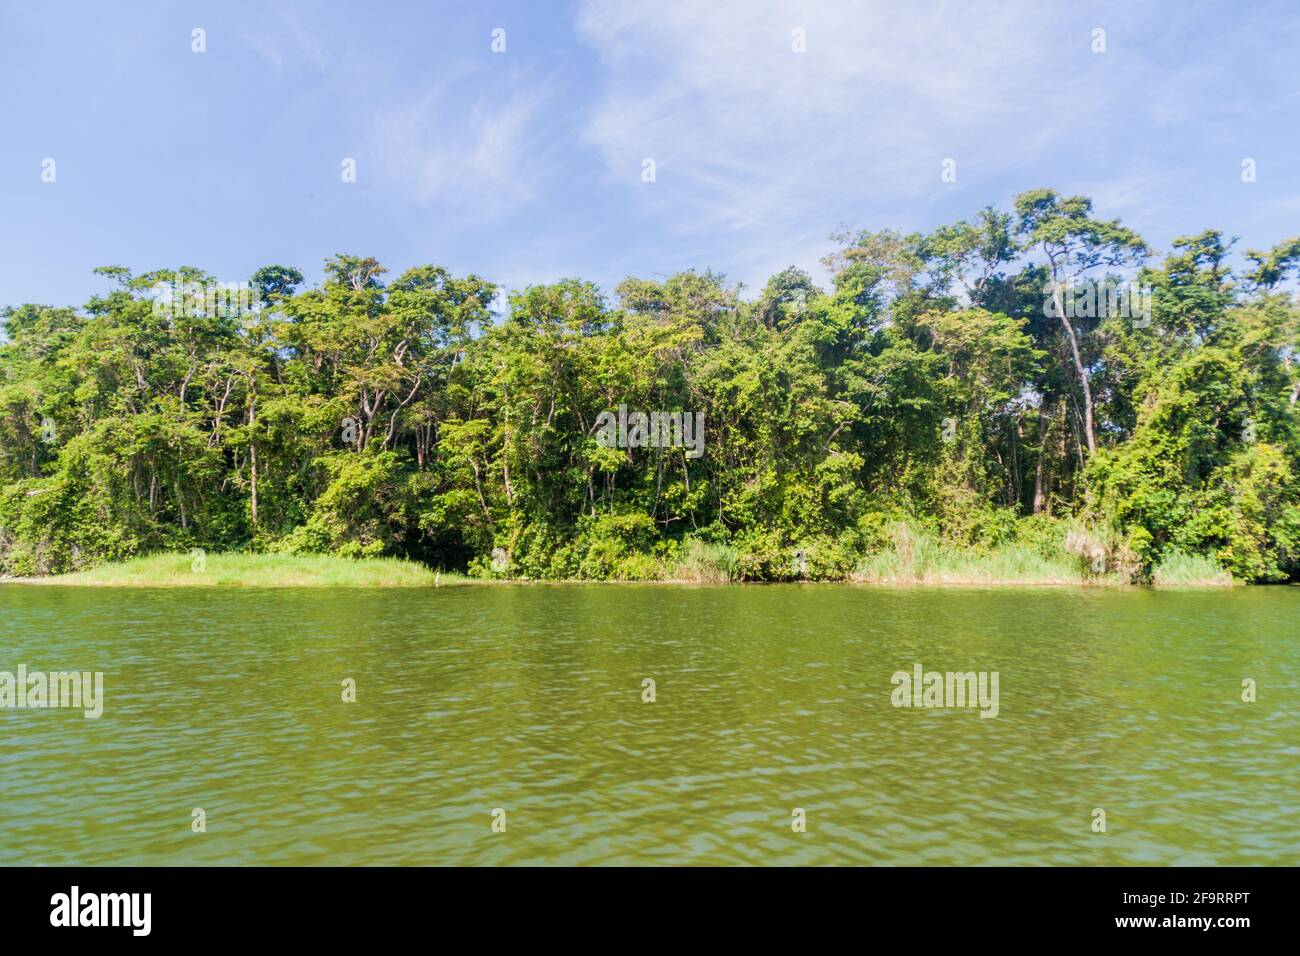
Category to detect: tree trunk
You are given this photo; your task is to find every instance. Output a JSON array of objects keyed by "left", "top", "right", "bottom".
[
  {"left": 1051, "top": 277, "right": 1097, "bottom": 454},
  {"left": 501, "top": 393, "right": 515, "bottom": 507},
  {"left": 248, "top": 392, "right": 258, "bottom": 528},
  {"left": 1032, "top": 406, "right": 1048, "bottom": 514}
]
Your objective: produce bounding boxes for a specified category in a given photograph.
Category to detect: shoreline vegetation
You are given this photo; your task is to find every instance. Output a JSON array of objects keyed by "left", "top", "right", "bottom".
[
  {"left": 12, "top": 553, "right": 469, "bottom": 588},
  {"left": 7, "top": 543, "right": 1237, "bottom": 588},
  {"left": 3, "top": 189, "right": 1299, "bottom": 587}
]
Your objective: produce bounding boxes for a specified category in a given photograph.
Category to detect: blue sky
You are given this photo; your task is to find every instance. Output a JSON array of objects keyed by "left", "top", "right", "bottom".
[{"left": 2, "top": 0, "right": 1298, "bottom": 310}]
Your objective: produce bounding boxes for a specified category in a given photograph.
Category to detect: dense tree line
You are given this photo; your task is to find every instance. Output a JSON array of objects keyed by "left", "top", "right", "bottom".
[{"left": 3, "top": 189, "right": 1299, "bottom": 581}]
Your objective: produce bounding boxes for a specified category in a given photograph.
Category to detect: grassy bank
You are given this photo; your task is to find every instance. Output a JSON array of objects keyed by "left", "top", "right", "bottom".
[
  {"left": 851, "top": 546, "right": 1235, "bottom": 588},
  {"left": 657, "top": 523, "right": 1239, "bottom": 588},
  {"left": 832, "top": 520, "right": 1237, "bottom": 587},
  {"left": 23, "top": 553, "right": 471, "bottom": 588},
  {"left": 8, "top": 538, "right": 1240, "bottom": 589},
  {"left": 1149, "top": 550, "right": 1236, "bottom": 588},
  {"left": 848, "top": 525, "right": 1236, "bottom": 588},
  {"left": 853, "top": 542, "right": 1087, "bottom": 586}
]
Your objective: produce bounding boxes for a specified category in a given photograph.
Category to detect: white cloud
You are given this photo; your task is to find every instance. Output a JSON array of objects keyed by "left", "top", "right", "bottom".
[
  {"left": 370, "top": 69, "right": 559, "bottom": 216},
  {"left": 577, "top": 2, "right": 1058, "bottom": 204},
  {"left": 572, "top": 0, "right": 1137, "bottom": 286},
  {"left": 239, "top": 5, "right": 329, "bottom": 73}
]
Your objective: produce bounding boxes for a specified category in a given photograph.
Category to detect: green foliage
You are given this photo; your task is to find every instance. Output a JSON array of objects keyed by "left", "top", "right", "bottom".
[
  {"left": 38, "top": 552, "right": 461, "bottom": 587},
  {"left": 673, "top": 539, "right": 740, "bottom": 583},
  {"left": 3, "top": 201, "right": 1299, "bottom": 585},
  {"left": 855, "top": 521, "right": 1085, "bottom": 586},
  {"left": 1151, "top": 550, "right": 1234, "bottom": 588}
]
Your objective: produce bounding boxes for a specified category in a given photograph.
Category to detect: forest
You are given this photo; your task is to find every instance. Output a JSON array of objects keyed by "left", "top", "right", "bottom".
[{"left": 3, "top": 188, "right": 1299, "bottom": 583}]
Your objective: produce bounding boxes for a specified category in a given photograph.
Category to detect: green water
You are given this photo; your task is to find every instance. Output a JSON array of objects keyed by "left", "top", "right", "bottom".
[{"left": 1, "top": 584, "right": 1297, "bottom": 865}]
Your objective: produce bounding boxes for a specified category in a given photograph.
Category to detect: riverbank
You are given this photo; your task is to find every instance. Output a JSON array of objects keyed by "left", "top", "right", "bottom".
[
  {"left": 14, "top": 553, "right": 474, "bottom": 588},
  {"left": 850, "top": 540, "right": 1236, "bottom": 588},
  {"left": 3, "top": 548, "right": 1242, "bottom": 588}
]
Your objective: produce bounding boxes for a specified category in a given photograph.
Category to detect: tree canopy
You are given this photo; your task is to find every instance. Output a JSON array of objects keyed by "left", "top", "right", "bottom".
[{"left": 4, "top": 190, "right": 1299, "bottom": 582}]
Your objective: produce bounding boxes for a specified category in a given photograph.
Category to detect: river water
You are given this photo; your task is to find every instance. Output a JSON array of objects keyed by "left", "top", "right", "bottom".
[{"left": 1, "top": 584, "right": 1296, "bottom": 864}]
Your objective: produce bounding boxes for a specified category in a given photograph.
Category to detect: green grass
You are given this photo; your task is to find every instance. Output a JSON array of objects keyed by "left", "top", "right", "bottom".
[
  {"left": 671, "top": 539, "right": 740, "bottom": 583},
  {"left": 853, "top": 523, "right": 1098, "bottom": 586},
  {"left": 1151, "top": 550, "right": 1235, "bottom": 588},
  {"left": 855, "top": 543, "right": 1085, "bottom": 585},
  {"left": 16, "top": 542, "right": 1241, "bottom": 589},
  {"left": 853, "top": 523, "right": 1241, "bottom": 587},
  {"left": 31, "top": 552, "right": 472, "bottom": 588}
]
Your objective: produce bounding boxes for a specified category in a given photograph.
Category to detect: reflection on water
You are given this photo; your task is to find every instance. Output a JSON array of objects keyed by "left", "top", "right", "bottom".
[{"left": 1, "top": 584, "right": 1297, "bottom": 865}]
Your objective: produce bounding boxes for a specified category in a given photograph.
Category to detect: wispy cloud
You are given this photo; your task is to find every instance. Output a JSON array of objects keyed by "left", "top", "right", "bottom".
[
  {"left": 238, "top": 5, "right": 329, "bottom": 73},
  {"left": 570, "top": 0, "right": 1211, "bottom": 287},
  {"left": 576, "top": 1, "right": 1064, "bottom": 224},
  {"left": 371, "top": 71, "right": 558, "bottom": 216}
]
